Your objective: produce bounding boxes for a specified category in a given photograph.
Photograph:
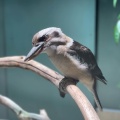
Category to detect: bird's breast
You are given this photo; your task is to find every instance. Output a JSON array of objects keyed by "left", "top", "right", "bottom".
[{"left": 49, "top": 53, "right": 91, "bottom": 80}]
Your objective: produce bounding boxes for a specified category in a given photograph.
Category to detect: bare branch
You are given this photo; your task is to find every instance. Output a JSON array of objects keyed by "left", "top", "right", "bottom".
[
  {"left": 0, "top": 56, "right": 100, "bottom": 120},
  {"left": 67, "top": 85, "right": 100, "bottom": 120},
  {"left": 0, "top": 56, "right": 63, "bottom": 87},
  {"left": 0, "top": 94, "right": 50, "bottom": 120}
]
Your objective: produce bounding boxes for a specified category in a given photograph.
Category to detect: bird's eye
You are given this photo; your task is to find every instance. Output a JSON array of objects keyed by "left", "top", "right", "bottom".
[{"left": 38, "top": 35, "right": 48, "bottom": 42}]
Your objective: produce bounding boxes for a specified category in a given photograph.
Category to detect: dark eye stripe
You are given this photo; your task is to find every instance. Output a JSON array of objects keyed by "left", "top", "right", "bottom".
[
  {"left": 50, "top": 41, "right": 65, "bottom": 46},
  {"left": 38, "top": 35, "right": 48, "bottom": 42},
  {"left": 53, "top": 31, "right": 59, "bottom": 37}
]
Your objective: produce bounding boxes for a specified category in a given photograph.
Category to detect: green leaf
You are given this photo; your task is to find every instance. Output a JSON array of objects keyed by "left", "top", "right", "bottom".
[
  {"left": 114, "top": 25, "right": 120, "bottom": 44},
  {"left": 117, "top": 20, "right": 120, "bottom": 33},
  {"left": 118, "top": 14, "right": 120, "bottom": 20},
  {"left": 113, "top": 0, "right": 117, "bottom": 7},
  {"left": 114, "top": 20, "right": 120, "bottom": 44}
]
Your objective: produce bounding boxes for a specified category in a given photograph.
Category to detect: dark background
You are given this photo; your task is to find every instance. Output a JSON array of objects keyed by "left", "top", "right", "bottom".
[{"left": 0, "top": 0, "right": 120, "bottom": 120}]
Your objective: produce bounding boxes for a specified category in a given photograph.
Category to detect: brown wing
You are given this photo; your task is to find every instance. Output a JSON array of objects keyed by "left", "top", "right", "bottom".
[{"left": 67, "top": 41, "right": 107, "bottom": 84}]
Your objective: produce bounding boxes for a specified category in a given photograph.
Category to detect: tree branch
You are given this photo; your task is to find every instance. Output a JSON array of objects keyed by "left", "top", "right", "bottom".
[
  {"left": 0, "top": 94, "right": 50, "bottom": 120},
  {"left": 0, "top": 56, "right": 100, "bottom": 120}
]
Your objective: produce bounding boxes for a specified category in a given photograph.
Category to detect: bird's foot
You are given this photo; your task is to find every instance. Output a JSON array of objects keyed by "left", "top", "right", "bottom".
[{"left": 59, "top": 77, "right": 79, "bottom": 98}]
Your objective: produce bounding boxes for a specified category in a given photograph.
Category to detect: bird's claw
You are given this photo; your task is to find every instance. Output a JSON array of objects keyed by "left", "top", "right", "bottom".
[{"left": 59, "top": 77, "right": 79, "bottom": 98}]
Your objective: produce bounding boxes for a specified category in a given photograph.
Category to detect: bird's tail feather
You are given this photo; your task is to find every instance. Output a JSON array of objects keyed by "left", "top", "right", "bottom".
[
  {"left": 92, "top": 80, "right": 103, "bottom": 110},
  {"left": 83, "top": 78, "right": 103, "bottom": 110},
  {"left": 93, "top": 89, "right": 102, "bottom": 110},
  {"left": 96, "top": 75, "right": 107, "bottom": 85}
]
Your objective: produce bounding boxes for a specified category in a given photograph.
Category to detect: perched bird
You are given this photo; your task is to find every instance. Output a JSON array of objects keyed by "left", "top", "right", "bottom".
[{"left": 24, "top": 27, "right": 107, "bottom": 110}]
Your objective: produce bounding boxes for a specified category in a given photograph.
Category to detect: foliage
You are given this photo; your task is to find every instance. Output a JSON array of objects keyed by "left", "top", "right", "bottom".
[
  {"left": 113, "top": 0, "right": 117, "bottom": 7},
  {"left": 113, "top": 0, "right": 120, "bottom": 43}
]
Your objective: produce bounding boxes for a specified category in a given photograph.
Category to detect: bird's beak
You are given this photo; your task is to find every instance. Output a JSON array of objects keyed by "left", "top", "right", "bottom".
[{"left": 24, "top": 42, "right": 44, "bottom": 61}]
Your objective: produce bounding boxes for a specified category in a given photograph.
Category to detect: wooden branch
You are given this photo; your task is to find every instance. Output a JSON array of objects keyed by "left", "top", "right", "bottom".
[
  {"left": 0, "top": 56, "right": 100, "bottom": 120},
  {"left": 0, "top": 94, "right": 50, "bottom": 120}
]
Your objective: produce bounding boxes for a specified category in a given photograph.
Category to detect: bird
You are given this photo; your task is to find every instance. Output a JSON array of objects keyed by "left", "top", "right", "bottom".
[{"left": 24, "top": 27, "right": 107, "bottom": 110}]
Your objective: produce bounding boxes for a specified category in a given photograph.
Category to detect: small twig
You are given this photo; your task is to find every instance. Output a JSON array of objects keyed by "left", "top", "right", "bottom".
[
  {"left": 0, "top": 94, "right": 50, "bottom": 120},
  {"left": 0, "top": 56, "right": 100, "bottom": 120}
]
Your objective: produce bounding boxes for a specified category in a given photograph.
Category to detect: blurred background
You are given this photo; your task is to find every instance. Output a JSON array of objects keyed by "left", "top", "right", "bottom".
[{"left": 0, "top": 0, "right": 120, "bottom": 120}]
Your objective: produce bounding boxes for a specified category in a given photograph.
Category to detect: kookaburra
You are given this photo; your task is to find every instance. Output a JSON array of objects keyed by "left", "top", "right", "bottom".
[{"left": 24, "top": 27, "right": 107, "bottom": 110}]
